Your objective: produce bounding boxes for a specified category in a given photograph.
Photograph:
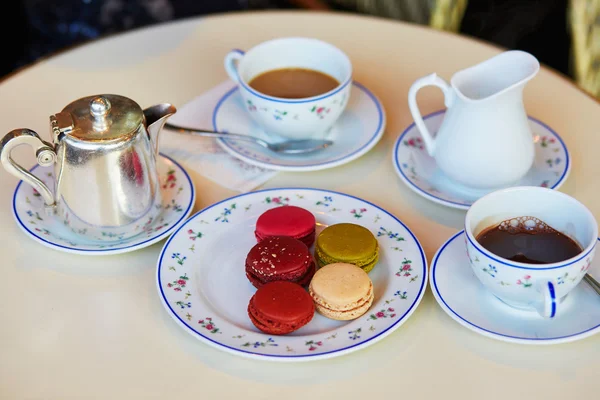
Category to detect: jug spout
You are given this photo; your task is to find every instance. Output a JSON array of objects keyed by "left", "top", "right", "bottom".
[
  {"left": 451, "top": 50, "right": 540, "bottom": 102},
  {"left": 144, "top": 103, "right": 177, "bottom": 155}
]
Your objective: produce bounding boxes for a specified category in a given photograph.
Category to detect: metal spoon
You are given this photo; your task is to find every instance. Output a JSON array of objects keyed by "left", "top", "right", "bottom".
[
  {"left": 164, "top": 123, "right": 333, "bottom": 154},
  {"left": 584, "top": 273, "right": 600, "bottom": 296}
]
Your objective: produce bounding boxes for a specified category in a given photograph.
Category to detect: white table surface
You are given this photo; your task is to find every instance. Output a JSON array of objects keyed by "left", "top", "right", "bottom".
[{"left": 1, "top": 11, "right": 599, "bottom": 399}]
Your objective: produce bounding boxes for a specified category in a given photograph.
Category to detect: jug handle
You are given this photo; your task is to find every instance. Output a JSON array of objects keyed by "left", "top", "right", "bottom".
[
  {"left": 408, "top": 73, "right": 454, "bottom": 156},
  {"left": 0, "top": 129, "right": 57, "bottom": 213}
]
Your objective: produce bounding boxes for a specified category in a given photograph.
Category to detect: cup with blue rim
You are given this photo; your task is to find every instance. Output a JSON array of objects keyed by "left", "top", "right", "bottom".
[
  {"left": 464, "top": 186, "right": 598, "bottom": 318},
  {"left": 223, "top": 37, "right": 352, "bottom": 141}
]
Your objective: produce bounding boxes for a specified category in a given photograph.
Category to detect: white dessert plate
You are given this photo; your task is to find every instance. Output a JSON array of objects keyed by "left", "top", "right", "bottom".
[{"left": 156, "top": 188, "right": 427, "bottom": 361}]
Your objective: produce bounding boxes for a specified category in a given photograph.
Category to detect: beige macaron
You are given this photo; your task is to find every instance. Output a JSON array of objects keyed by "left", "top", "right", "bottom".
[{"left": 308, "top": 262, "right": 374, "bottom": 320}]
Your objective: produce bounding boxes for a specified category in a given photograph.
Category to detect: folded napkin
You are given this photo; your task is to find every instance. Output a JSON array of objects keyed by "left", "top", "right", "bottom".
[{"left": 159, "top": 81, "right": 277, "bottom": 192}]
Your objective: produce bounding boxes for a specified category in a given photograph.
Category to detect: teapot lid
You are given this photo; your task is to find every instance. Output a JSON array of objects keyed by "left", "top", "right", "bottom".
[{"left": 55, "top": 94, "right": 144, "bottom": 141}]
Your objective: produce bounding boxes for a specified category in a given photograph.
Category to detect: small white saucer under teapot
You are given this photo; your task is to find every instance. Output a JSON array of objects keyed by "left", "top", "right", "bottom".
[
  {"left": 11, "top": 153, "right": 195, "bottom": 255},
  {"left": 408, "top": 50, "right": 540, "bottom": 190}
]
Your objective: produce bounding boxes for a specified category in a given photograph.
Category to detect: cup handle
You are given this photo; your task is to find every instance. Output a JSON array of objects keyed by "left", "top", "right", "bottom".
[
  {"left": 534, "top": 280, "right": 558, "bottom": 319},
  {"left": 224, "top": 49, "right": 245, "bottom": 83},
  {"left": 0, "top": 129, "right": 57, "bottom": 213},
  {"left": 407, "top": 73, "right": 454, "bottom": 156}
]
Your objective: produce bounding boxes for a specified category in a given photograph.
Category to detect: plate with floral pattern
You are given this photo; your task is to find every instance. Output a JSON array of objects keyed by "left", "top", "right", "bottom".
[
  {"left": 393, "top": 111, "right": 570, "bottom": 210},
  {"left": 12, "top": 153, "right": 195, "bottom": 255},
  {"left": 431, "top": 231, "right": 600, "bottom": 344},
  {"left": 211, "top": 82, "right": 386, "bottom": 172},
  {"left": 156, "top": 188, "right": 427, "bottom": 361}
]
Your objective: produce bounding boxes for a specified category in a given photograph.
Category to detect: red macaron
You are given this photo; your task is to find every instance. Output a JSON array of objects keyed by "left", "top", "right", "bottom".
[
  {"left": 248, "top": 281, "right": 315, "bottom": 335},
  {"left": 255, "top": 206, "right": 316, "bottom": 248},
  {"left": 245, "top": 235, "right": 316, "bottom": 288}
]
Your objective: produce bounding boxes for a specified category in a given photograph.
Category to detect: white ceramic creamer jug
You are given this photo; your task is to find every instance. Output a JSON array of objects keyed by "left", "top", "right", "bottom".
[{"left": 408, "top": 50, "right": 540, "bottom": 190}]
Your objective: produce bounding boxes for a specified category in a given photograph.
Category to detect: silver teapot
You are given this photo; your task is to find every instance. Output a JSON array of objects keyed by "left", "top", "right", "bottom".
[{"left": 0, "top": 94, "right": 176, "bottom": 242}]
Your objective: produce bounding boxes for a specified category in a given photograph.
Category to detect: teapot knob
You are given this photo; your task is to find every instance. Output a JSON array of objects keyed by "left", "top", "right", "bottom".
[
  {"left": 90, "top": 96, "right": 112, "bottom": 131},
  {"left": 90, "top": 96, "right": 111, "bottom": 118}
]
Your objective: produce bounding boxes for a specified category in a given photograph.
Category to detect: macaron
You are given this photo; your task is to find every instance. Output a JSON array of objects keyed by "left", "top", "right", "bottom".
[
  {"left": 315, "top": 223, "right": 379, "bottom": 273},
  {"left": 255, "top": 205, "right": 316, "bottom": 247},
  {"left": 245, "top": 235, "right": 316, "bottom": 288},
  {"left": 309, "top": 262, "right": 374, "bottom": 321},
  {"left": 248, "top": 281, "right": 315, "bottom": 335}
]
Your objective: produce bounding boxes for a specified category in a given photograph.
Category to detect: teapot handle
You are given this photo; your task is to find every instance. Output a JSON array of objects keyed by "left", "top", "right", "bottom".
[
  {"left": 407, "top": 73, "right": 454, "bottom": 156},
  {"left": 0, "top": 129, "right": 57, "bottom": 212}
]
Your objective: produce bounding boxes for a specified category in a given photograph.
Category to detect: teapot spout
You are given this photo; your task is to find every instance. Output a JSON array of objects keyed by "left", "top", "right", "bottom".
[{"left": 144, "top": 103, "right": 177, "bottom": 156}]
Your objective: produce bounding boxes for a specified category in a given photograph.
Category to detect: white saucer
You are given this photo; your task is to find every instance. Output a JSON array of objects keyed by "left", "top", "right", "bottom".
[
  {"left": 430, "top": 231, "right": 600, "bottom": 345},
  {"left": 12, "top": 153, "right": 195, "bottom": 255},
  {"left": 212, "top": 82, "right": 386, "bottom": 172},
  {"left": 157, "top": 188, "right": 427, "bottom": 361},
  {"left": 393, "top": 111, "right": 571, "bottom": 210}
]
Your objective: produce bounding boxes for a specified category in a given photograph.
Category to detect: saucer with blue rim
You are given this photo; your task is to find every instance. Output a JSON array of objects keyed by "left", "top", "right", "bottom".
[
  {"left": 212, "top": 81, "right": 386, "bottom": 172},
  {"left": 12, "top": 153, "right": 195, "bottom": 256},
  {"left": 393, "top": 111, "right": 571, "bottom": 210},
  {"left": 430, "top": 231, "right": 600, "bottom": 345}
]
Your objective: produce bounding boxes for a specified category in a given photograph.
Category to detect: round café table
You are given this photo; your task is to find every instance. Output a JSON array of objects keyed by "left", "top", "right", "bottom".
[{"left": 1, "top": 11, "right": 598, "bottom": 399}]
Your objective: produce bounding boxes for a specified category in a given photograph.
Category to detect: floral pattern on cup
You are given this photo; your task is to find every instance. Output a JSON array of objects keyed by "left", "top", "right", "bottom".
[
  {"left": 273, "top": 110, "right": 288, "bottom": 121},
  {"left": 310, "top": 105, "right": 330, "bottom": 119},
  {"left": 516, "top": 275, "right": 533, "bottom": 288},
  {"left": 247, "top": 100, "right": 258, "bottom": 112},
  {"left": 483, "top": 264, "right": 498, "bottom": 278}
]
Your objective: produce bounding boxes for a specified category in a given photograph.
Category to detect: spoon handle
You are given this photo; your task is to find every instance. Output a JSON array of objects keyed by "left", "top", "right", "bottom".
[
  {"left": 584, "top": 273, "right": 600, "bottom": 296},
  {"left": 164, "top": 123, "right": 267, "bottom": 147}
]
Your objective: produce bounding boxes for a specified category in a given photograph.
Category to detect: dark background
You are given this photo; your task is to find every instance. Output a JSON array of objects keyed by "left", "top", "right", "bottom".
[{"left": 1, "top": 0, "right": 570, "bottom": 81}]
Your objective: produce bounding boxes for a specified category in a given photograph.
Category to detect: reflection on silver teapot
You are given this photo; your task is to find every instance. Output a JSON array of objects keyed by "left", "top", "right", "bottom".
[{"left": 0, "top": 94, "right": 176, "bottom": 242}]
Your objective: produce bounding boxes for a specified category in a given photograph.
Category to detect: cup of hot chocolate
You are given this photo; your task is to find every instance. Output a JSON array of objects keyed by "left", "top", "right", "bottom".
[
  {"left": 223, "top": 37, "right": 352, "bottom": 140},
  {"left": 464, "top": 186, "right": 598, "bottom": 318}
]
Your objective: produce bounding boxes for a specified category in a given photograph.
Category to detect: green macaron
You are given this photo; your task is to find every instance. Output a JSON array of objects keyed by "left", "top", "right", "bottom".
[{"left": 315, "top": 223, "right": 379, "bottom": 273}]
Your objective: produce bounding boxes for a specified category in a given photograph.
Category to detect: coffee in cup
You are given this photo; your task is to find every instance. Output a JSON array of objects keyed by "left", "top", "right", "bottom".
[
  {"left": 465, "top": 186, "right": 597, "bottom": 318},
  {"left": 224, "top": 37, "right": 352, "bottom": 140}
]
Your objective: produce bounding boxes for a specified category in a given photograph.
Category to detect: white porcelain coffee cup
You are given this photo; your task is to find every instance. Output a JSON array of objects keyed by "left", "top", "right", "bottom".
[
  {"left": 224, "top": 37, "right": 352, "bottom": 140},
  {"left": 465, "top": 186, "right": 597, "bottom": 318}
]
